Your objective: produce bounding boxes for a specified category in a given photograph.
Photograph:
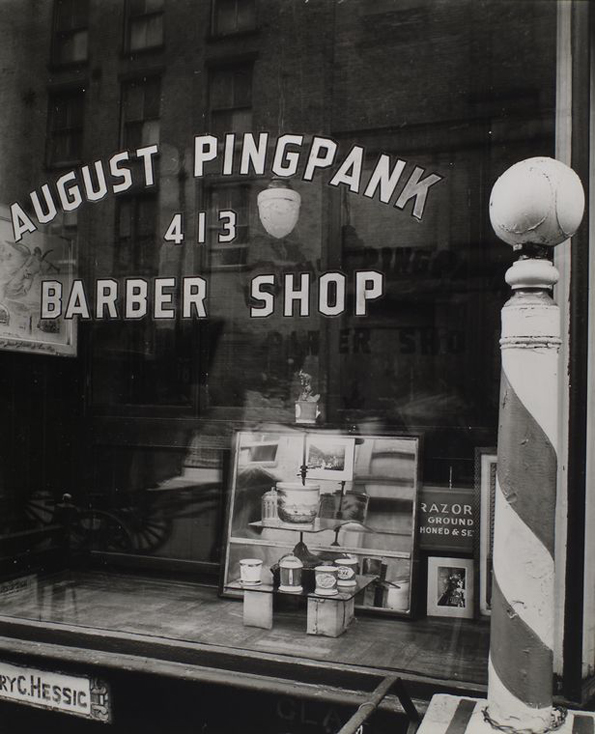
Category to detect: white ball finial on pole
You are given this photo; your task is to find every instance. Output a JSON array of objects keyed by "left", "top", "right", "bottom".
[{"left": 489, "top": 156, "right": 584, "bottom": 249}]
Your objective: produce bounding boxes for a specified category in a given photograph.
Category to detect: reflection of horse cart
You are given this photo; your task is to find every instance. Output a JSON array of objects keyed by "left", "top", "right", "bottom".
[{"left": 22, "top": 480, "right": 222, "bottom": 557}]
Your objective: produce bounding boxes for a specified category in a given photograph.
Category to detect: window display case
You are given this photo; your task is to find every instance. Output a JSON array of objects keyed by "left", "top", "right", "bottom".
[{"left": 221, "top": 430, "right": 420, "bottom": 616}]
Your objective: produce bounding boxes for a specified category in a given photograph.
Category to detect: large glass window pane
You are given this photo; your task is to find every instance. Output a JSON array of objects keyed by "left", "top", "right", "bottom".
[{"left": 0, "top": 0, "right": 568, "bottom": 694}]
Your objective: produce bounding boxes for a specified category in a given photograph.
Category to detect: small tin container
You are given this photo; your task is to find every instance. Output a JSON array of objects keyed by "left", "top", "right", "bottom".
[
  {"left": 239, "top": 558, "right": 263, "bottom": 585},
  {"left": 314, "top": 565, "right": 339, "bottom": 596},
  {"left": 278, "top": 555, "right": 303, "bottom": 593},
  {"left": 334, "top": 557, "right": 358, "bottom": 587}
]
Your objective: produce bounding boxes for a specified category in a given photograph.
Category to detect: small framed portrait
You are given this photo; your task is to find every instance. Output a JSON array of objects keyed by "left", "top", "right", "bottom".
[
  {"left": 303, "top": 436, "right": 356, "bottom": 482},
  {"left": 427, "top": 556, "right": 474, "bottom": 619}
]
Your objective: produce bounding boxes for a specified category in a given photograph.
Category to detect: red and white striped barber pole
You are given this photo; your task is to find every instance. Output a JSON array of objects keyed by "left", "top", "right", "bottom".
[{"left": 417, "top": 158, "right": 588, "bottom": 734}]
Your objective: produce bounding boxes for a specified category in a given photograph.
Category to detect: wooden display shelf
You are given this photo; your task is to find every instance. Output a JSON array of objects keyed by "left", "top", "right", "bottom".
[
  {"left": 249, "top": 518, "right": 399, "bottom": 536},
  {"left": 226, "top": 576, "right": 376, "bottom": 637}
]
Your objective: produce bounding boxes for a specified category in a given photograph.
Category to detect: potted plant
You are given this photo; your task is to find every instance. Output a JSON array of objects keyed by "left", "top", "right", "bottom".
[{"left": 295, "top": 370, "right": 320, "bottom": 424}]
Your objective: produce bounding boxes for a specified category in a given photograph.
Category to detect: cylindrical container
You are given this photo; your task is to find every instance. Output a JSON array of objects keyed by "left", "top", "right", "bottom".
[
  {"left": 278, "top": 555, "right": 303, "bottom": 593},
  {"left": 334, "top": 557, "right": 358, "bottom": 588},
  {"left": 276, "top": 481, "right": 320, "bottom": 524},
  {"left": 314, "top": 565, "right": 338, "bottom": 596},
  {"left": 385, "top": 580, "right": 410, "bottom": 611},
  {"left": 295, "top": 401, "right": 319, "bottom": 425},
  {"left": 239, "top": 558, "right": 263, "bottom": 586},
  {"left": 261, "top": 488, "right": 278, "bottom": 523}
]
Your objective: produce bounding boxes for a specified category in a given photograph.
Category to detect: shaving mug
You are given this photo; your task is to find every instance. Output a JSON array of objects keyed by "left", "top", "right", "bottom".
[
  {"left": 334, "top": 557, "right": 358, "bottom": 587},
  {"left": 239, "top": 558, "right": 263, "bottom": 585},
  {"left": 314, "top": 565, "right": 339, "bottom": 596}
]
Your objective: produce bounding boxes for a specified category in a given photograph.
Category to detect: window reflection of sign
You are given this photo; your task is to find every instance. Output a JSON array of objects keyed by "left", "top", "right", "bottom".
[{"left": 418, "top": 486, "right": 475, "bottom": 552}]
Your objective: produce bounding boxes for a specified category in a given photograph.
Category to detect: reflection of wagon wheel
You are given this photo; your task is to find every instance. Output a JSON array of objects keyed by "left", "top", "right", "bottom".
[
  {"left": 119, "top": 508, "right": 172, "bottom": 554},
  {"left": 23, "top": 490, "right": 57, "bottom": 527},
  {"left": 70, "top": 510, "right": 134, "bottom": 553}
]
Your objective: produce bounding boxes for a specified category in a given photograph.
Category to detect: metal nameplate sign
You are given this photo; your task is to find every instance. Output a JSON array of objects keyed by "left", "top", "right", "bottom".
[{"left": 0, "top": 660, "right": 111, "bottom": 723}]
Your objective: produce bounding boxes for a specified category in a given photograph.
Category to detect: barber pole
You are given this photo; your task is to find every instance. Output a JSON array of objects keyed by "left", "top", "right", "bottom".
[
  {"left": 488, "top": 253, "right": 560, "bottom": 730},
  {"left": 416, "top": 158, "right": 587, "bottom": 734}
]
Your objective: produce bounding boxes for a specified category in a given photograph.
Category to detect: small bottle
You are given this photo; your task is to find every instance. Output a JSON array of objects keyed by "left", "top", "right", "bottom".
[{"left": 261, "top": 487, "right": 278, "bottom": 523}]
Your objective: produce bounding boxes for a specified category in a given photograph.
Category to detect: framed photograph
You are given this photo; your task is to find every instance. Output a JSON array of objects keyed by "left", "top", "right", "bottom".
[
  {"left": 303, "top": 436, "right": 356, "bottom": 481},
  {"left": 238, "top": 434, "right": 280, "bottom": 467},
  {"left": 475, "top": 447, "right": 497, "bottom": 616},
  {"left": 220, "top": 430, "right": 421, "bottom": 616},
  {"left": 426, "top": 556, "right": 474, "bottom": 619},
  {"left": 0, "top": 209, "right": 77, "bottom": 357}
]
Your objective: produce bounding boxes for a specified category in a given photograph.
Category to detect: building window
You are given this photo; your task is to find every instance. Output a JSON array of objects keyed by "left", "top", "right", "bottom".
[
  {"left": 115, "top": 195, "right": 158, "bottom": 277},
  {"left": 52, "top": 0, "right": 89, "bottom": 64},
  {"left": 121, "top": 76, "right": 161, "bottom": 150},
  {"left": 207, "top": 184, "right": 249, "bottom": 269},
  {"left": 209, "top": 66, "right": 253, "bottom": 137},
  {"left": 212, "top": 0, "right": 256, "bottom": 37},
  {"left": 126, "top": 0, "right": 164, "bottom": 52},
  {"left": 47, "top": 89, "right": 85, "bottom": 167}
]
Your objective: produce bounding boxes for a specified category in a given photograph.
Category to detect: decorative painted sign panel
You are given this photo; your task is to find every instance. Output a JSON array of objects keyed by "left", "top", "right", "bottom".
[{"left": 418, "top": 486, "right": 475, "bottom": 553}]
